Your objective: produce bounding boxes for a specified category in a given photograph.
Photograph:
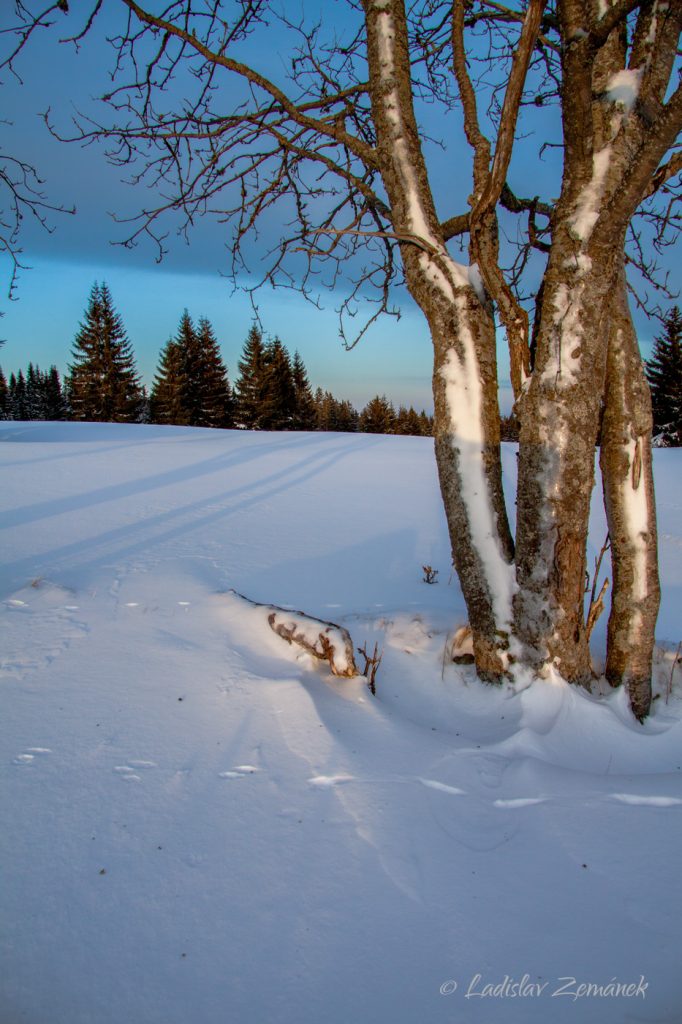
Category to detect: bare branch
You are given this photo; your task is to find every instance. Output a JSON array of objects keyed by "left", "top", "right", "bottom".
[
  {"left": 0, "top": 1, "right": 67, "bottom": 78},
  {"left": 121, "top": 0, "right": 377, "bottom": 168},
  {"left": 60, "top": 0, "right": 103, "bottom": 46},
  {"left": 308, "top": 226, "right": 438, "bottom": 255},
  {"left": 451, "top": 0, "right": 491, "bottom": 192},
  {"left": 643, "top": 152, "right": 682, "bottom": 201},
  {"left": 440, "top": 211, "right": 470, "bottom": 239},
  {"left": 0, "top": 148, "right": 75, "bottom": 297},
  {"left": 468, "top": 0, "right": 546, "bottom": 398},
  {"left": 591, "top": 0, "right": 643, "bottom": 45}
]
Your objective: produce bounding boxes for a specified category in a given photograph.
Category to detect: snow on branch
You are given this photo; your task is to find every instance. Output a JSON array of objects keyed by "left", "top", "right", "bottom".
[{"left": 228, "top": 590, "right": 357, "bottom": 678}]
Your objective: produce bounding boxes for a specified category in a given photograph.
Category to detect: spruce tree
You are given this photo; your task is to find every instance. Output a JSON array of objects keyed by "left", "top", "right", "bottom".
[
  {"left": 175, "top": 310, "right": 203, "bottom": 425},
  {"left": 261, "top": 337, "right": 295, "bottom": 429},
  {"left": 313, "top": 388, "right": 358, "bottom": 432},
  {"left": 9, "top": 370, "right": 28, "bottom": 420},
  {"left": 291, "top": 351, "right": 317, "bottom": 430},
  {"left": 235, "top": 324, "right": 268, "bottom": 429},
  {"left": 646, "top": 306, "right": 682, "bottom": 445},
  {"left": 62, "top": 374, "right": 73, "bottom": 419},
  {"left": 335, "top": 399, "right": 359, "bottom": 432},
  {"left": 418, "top": 410, "right": 434, "bottom": 436},
  {"left": 314, "top": 388, "right": 336, "bottom": 431},
  {"left": 0, "top": 365, "right": 7, "bottom": 419},
  {"left": 26, "top": 363, "right": 45, "bottom": 420},
  {"left": 138, "top": 386, "right": 151, "bottom": 425},
  {"left": 394, "top": 404, "right": 427, "bottom": 436},
  {"left": 151, "top": 337, "right": 189, "bottom": 425},
  {"left": 151, "top": 313, "right": 232, "bottom": 428},
  {"left": 68, "top": 283, "right": 143, "bottom": 422},
  {"left": 195, "top": 316, "right": 233, "bottom": 428},
  {"left": 500, "top": 413, "right": 520, "bottom": 442},
  {"left": 44, "top": 366, "right": 67, "bottom": 420},
  {"left": 359, "top": 395, "right": 396, "bottom": 434}
]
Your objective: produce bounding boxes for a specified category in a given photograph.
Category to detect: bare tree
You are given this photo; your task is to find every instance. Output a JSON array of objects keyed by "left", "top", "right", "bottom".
[
  {"left": 0, "top": 2, "right": 73, "bottom": 296},
  {"left": 5, "top": 0, "right": 681, "bottom": 717}
]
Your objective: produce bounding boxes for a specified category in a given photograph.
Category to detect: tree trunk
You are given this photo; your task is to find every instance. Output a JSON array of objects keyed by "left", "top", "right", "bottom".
[
  {"left": 363, "top": 0, "right": 665, "bottom": 706},
  {"left": 599, "top": 264, "right": 659, "bottom": 720},
  {"left": 363, "top": 0, "right": 515, "bottom": 679},
  {"left": 426, "top": 280, "right": 515, "bottom": 679},
  {"left": 514, "top": 239, "right": 616, "bottom": 683}
]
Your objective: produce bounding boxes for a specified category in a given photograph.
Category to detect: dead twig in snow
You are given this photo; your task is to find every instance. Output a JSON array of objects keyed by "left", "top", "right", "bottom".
[
  {"left": 357, "top": 641, "right": 382, "bottom": 695},
  {"left": 667, "top": 641, "right": 682, "bottom": 704}
]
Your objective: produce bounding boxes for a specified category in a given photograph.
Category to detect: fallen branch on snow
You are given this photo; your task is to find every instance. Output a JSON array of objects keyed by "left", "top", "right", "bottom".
[{"left": 228, "top": 590, "right": 357, "bottom": 677}]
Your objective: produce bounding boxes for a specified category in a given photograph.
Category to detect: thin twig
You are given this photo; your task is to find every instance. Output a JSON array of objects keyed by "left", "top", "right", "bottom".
[
  {"left": 300, "top": 226, "right": 438, "bottom": 255},
  {"left": 585, "top": 533, "right": 611, "bottom": 642},
  {"left": 666, "top": 641, "right": 682, "bottom": 704},
  {"left": 357, "top": 641, "right": 382, "bottom": 695}
]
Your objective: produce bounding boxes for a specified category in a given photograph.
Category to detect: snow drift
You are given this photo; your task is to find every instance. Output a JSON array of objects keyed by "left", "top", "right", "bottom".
[{"left": 1, "top": 421, "right": 681, "bottom": 1024}]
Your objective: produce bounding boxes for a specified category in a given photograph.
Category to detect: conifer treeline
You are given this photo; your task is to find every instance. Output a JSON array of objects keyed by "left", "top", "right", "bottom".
[
  {"left": 0, "top": 363, "right": 67, "bottom": 421},
  {"left": 0, "top": 281, "right": 434, "bottom": 436},
  {"left": 5, "top": 282, "right": 680, "bottom": 444},
  {"left": 646, "top": 306, "right": 682, "bottom": 447}
]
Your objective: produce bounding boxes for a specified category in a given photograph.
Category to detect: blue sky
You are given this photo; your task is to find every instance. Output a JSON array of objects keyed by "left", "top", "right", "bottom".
[
  {"left": 0, "top": 1, "right": 445, "bottom": 410},
  {"left": 0, "top": 252, "right": 439, "bottom": 411},
  {"left": 0, "top": 1, "right": 672, "bottom": 414}
]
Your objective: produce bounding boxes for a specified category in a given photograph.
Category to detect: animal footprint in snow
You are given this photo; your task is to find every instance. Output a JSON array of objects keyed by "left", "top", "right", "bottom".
[
  {"left": 114, "top": 760, "right": 157, "bottom": 782},
  {"left": 13, "top": 747, "right": 52, "bottom": 765},
  {"left": 2, "top": 583, "right": 88, "bottom": 680},
  {"left": 219, "top": 764, "right": 261, "bottom": 779},
  {"left": 307, "top": 774, "right": 355, "bottom": 788},
  {"left": 419, "top": 778, "right": 466, "bottom": 796},
  {"left": 493, "top": 797, "right": 546, "bottom": 808},
  {"left": 611, "top": 793, "right": 682, "bottom": 807}
]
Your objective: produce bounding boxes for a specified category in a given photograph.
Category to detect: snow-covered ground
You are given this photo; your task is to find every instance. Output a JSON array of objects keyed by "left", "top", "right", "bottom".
[{"left": 1, "top": 421, "right": 681, "bottom": 1024}]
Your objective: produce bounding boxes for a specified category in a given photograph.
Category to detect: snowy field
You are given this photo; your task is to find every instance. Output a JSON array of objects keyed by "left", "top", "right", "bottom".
[{"left": 1, "top": 421, "right": 681, "bottom": 1024}]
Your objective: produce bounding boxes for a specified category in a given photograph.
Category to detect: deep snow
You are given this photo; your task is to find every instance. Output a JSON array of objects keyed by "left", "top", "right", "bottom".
[{"left": 1, "top": 422, "right": 681, "bottom": 1024}]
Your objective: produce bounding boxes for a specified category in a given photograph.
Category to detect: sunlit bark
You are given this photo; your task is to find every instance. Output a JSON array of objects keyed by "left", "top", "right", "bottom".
[{"left": 600, "top": 264, "right": 660, "bottom": 719}]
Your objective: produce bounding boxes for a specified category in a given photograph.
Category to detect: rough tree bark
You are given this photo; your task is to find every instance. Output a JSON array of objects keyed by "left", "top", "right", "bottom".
[
  {"left": 600, "top": 263, "right": 660, "bottom": 719},
  {"left": 514, "top": 237, "right": 617, "bottom": 683},
  {"left": 511, "top": 0, "right": 679, "bottom": 702}
]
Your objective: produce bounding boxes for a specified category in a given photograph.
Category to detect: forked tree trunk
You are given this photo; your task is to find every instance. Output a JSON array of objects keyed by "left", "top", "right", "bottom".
[
  {"left": 363, "top": 0, "right": 668, "bottom": 710},
  {"left": 599, "top": 264, "right": 660, "bottom": 719}
]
